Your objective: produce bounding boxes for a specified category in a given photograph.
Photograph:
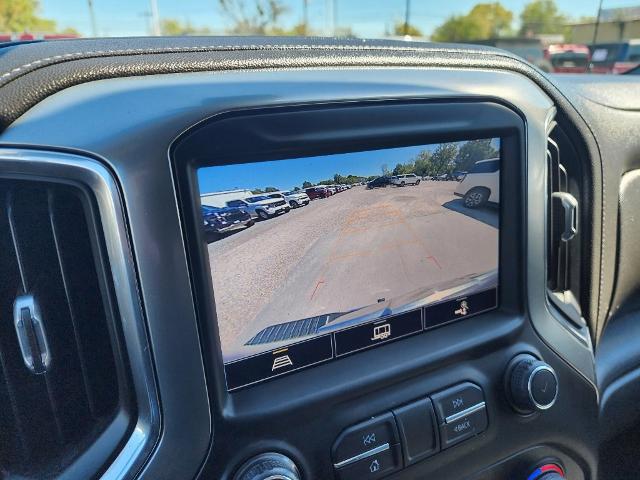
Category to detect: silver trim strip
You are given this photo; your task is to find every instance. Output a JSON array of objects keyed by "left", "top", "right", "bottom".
[
  {"left": 445, "top": 401, "right": 486, "bottom": 424},
  {"left": 333, "top": 443, "right": 390, "bottom": 469}
]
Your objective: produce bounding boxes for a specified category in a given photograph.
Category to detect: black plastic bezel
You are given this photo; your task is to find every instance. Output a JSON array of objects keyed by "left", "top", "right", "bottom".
[
  {"left": 172, "top": 98, "right": 523, "bottom": 389},
  {"left": 171, "top": 98, "right": 526, "bottom": 478}
]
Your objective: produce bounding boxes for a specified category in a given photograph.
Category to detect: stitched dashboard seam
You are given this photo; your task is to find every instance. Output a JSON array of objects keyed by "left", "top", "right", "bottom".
[{"left": 0, "top": 43, "right": 510, "bottom": 85}]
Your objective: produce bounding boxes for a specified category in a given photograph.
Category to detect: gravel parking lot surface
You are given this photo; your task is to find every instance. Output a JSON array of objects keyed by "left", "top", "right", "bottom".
[{"left": 207, "top": 182, "right": 498, "bottom": 360}]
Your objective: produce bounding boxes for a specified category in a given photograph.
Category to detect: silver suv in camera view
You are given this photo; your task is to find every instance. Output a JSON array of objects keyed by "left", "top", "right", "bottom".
[
  {"left": 267, "top": 190, "right": 311, "bottom": 208},
  {"left": 226, "top": 196, "right": 290, "bottom": 220},
  {"left": 454, "top": 158, "right": 500, "bottom": 208},
  {"left": 390, "top": 173, "right": 421, "bottom": 186}
]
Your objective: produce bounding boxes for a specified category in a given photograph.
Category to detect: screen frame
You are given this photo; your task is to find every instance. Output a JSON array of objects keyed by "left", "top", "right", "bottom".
[{"left": 171, "top": 98, "right": 525, "bottom": 399}]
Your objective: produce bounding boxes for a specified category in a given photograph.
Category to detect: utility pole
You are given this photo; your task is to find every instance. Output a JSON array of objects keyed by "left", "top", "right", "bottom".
[
  {"left": 87, "top": 0, "right": 98, "bottom": 37},
  {"left": 149, "top": 0, "right": 161, "bottom": 36},
  {"left": 592, "top": 0, "right": 604, "bottom": 45},
  {"left": 403, "top": 0, "right": 411, "bottom": 36}
]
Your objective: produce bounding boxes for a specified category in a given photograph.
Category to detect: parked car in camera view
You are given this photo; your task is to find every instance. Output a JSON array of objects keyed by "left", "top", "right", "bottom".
[
  {"left": 305, "top": 186, "right": 331, "bottom": 199},
  {"left": 267, "top": 190, "right": 310, "bottom": 208},
  {"left": 366, "top": 176, "right": 391, "bottom": 189},
  {"left": 390, "top": 173, "right": 421, "bottom": 186},
  {"left": 454, "top": 158, "right": 500, "bottom": 208},
  {"left": 226, "top": 195, "right": 290, "bottom": 220},
  {"left": 201, "top": 205, "right": 254, "bottom": 235}
]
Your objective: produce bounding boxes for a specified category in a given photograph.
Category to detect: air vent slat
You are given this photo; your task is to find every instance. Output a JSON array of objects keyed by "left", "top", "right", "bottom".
[
  {"left": 546, "top": 127, "right": 585, "bottom": 328},
  {"left": 48, "top": 189, "right": 98, "bottom": 418},
  {"left": 3, "top": 188, "right": 65, "bottom": 454},
  {"left": 0, "top": 348, "right": 28, "bottom": 462},
  {"left": 9, "top": 185, "right": 93, "bottom": 444},
  {"left": 0, "top": 177, "right": 129, "bottom": 478},
  {"left": 49, "top": 188, "right": 119, "bottom": 418},
  {"left": 6, "top": 190, "right": 28, "bottom": 294},
  {"left": 0, "top": 185, "right": 54, "bottom": 468}
]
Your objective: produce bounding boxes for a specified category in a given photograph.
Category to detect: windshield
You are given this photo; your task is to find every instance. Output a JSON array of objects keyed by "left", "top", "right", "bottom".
[{"left": 16, "top": 1, "right": 637, "bottom": 75}]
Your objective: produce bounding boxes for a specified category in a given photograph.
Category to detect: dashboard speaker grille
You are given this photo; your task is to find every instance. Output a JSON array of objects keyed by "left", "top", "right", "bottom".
[{"left": 0, "top": 179, "right": 131, "bottom": 478}]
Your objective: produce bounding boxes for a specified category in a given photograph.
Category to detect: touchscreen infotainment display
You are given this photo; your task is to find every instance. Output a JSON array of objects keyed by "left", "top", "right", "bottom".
[{"left": 198, "top": 138, "right": 500, "bottom": 390}]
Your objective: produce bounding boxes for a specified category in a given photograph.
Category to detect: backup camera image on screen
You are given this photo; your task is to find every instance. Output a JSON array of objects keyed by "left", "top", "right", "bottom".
[{"left": 198, "top": 138, "right": 500, "bottom": 390}]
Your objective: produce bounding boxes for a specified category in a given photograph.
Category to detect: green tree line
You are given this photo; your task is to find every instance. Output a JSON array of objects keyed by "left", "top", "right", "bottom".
[
  {"left": 2, "top": 0, "right": 575, "bottom": 43},
  {"left": 181, "top": 0, "right": 577, "bottom": 40},
  {"left": 214, "top": 0, "right": 574, "bottom": 42},
  {"left": 389, "top": 140, "right": 498, "bottom": 178},
  {"left": 0, "top": 0, "right": 77, "bottom": 34},
  {"left": 432, "top": 0, "right": 570, "bottom": 42},
  {"left": 297, "top": 140, "right": 498, "bottom": 189}
]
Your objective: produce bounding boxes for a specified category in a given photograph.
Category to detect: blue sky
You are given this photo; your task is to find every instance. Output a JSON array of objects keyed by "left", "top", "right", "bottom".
[
  {"left": 198, "top": 144, "right": 428, "bottom": 193},
  {"left": 40, "top": 0, "right": 615, "bottom": 38},
  {"left": 197, "top": 139, "right": 499, "bottom": 193}
]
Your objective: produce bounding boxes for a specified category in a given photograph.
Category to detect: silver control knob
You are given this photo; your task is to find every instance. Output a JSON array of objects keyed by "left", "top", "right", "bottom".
[
  {"left": 506, "top": 354, "right": 559, "bottom": 413},
  {"left": 233, "top": 452, "right": 301, "bottom": 480}
]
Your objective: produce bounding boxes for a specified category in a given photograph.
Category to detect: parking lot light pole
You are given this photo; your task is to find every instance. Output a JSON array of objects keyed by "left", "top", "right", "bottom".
[
  {"left": 592, "top": 0, "right": 604, "bottom": 45},
  {"left": 404, "top": 0, "right": 411, "bottom": 36}
]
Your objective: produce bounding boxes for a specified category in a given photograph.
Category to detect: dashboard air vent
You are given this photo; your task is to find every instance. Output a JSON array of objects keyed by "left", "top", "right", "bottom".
[
  {"left": 546, "top": 124, "right": 585, "bottom": 328},
  {"left": 0, "top": 179, "right": 131, "bottom": 478}
]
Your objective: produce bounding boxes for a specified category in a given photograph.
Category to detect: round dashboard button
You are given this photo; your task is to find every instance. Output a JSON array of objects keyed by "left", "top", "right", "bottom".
[
  {"left": 530, "top": 367, "right": 559, "bottom": 408},
  {"left": 506, "top": 354, "right": 559, "bottom": 413}
]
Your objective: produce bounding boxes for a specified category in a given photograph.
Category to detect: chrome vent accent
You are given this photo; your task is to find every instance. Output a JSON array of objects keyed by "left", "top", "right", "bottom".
[
  {"left": 546, "top": 125, "right": 585, "bottom": 328},
  {"left": 0, "top": 179, "right": 132, "bottom": 478},
  {"left": 13, "top": 294, "right": 51, "bottom": 375}
]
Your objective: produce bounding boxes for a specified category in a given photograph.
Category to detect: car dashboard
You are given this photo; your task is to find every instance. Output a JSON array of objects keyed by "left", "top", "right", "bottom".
[{"left": 0, "top": 37, "right": 639, "bottom": 480}]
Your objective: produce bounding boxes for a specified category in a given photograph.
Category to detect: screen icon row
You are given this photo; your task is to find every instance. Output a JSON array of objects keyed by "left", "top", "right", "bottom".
[{"left": 225, "top": 288, "right": 498, "bottom": 391}]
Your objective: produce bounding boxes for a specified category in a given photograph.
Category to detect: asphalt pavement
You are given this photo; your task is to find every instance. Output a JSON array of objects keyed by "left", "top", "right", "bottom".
[{"left": 207, "top": 182, "right": 499, "bottom": 360}]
